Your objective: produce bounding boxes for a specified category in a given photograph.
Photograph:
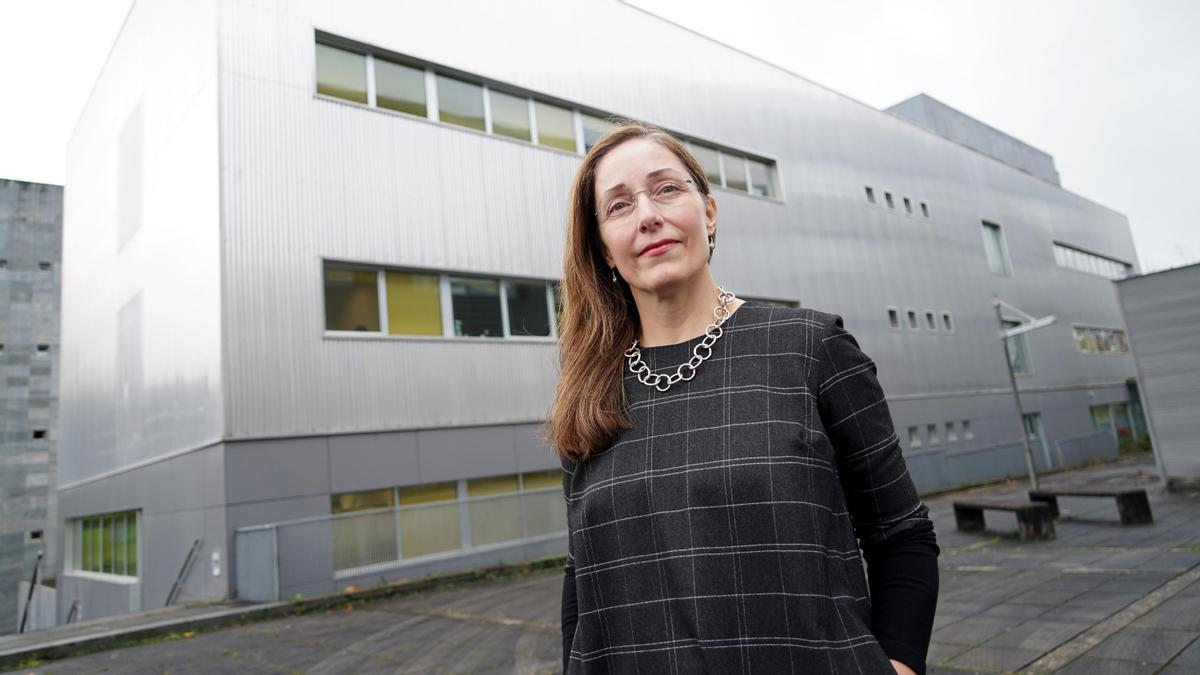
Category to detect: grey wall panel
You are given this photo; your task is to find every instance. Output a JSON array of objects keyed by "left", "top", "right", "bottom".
[
  {"left": 59, "top": 0, "right": 223, "bottom": 485},
  {"left": 1116, "top": 264, "right": 1200, "bottom": 483},
  {"left": 329, "top": 431, "right": 420, "bottom": 493},
  {"left": 515, "top": 423, "right": 559, "bottom": 473},
  {"left": 416, "top": 425, "right": 520, "bottom": 483},
  {"left": 224, "top": 437, "right": 330, "bottom": 505}
]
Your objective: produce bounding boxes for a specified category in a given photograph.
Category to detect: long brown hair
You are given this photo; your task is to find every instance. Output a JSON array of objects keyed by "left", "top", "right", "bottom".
[{"left": 544, "top": 121, "right": 713, "bottom": 463}]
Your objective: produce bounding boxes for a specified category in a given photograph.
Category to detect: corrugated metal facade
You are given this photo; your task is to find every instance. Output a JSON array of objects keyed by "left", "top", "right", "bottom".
[{"left": 1115, "top": 263, "right": 1200, "bottom": 485}]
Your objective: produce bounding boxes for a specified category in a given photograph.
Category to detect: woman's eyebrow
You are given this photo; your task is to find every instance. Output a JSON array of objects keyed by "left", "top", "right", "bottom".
[{"left": 600, "top": 168, "right": 687, "bottom": 197}]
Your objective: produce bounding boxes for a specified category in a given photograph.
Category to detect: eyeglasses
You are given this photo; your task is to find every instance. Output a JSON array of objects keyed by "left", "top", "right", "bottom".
[{"left": 596, "top": 178, "right": 696, "bottom": 225}]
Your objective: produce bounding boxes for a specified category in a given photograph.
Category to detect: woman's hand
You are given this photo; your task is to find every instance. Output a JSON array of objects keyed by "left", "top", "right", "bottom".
[{"left": 890, "top": 659, "right": 917, "bottom": 675}]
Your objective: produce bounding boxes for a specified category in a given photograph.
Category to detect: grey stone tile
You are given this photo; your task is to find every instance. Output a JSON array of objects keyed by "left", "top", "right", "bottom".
[
  {"left": 946, "top": 645, "right": 1041, "bottom": 672},
  {"left": 1054, "top": 655, "right": 1161, "bottom": 674},
  {"left": 984, "top": 619, "right": 1088, "bottom": 651},
  {"left": 1132, "top": 606, "right": 1200, "bottom": 632},
  {"left": 926, "top": 641, "right": 968, "bottom": 665},
  {"left": 1086, "top": 626, "right": 1199, "bottom": 664},
  {"left": 930, "top": 617, "right": 1012, "bottom": 647},
  {"left": 1166, "top": 636, "right": 1200, "bottom": 668},
  {"left": 975, "top": 602, "right": 1050, "bottom": 621}
]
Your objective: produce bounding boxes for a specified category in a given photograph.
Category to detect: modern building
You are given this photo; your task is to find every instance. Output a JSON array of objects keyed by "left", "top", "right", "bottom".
[
  {"left": 1, "top": 178, "right": 63, "bottom": 634},
  {"left": 1115, "top": 262, "right": 1200, "bottom": 489},
  {"left": 56, "top": 0, "right": 1144, "bottom": 622}
]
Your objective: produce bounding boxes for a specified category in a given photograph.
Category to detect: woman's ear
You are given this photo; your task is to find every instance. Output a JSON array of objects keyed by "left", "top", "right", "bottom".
[{"left": 705, "top": 193, "right": 718, "bottom": 232}]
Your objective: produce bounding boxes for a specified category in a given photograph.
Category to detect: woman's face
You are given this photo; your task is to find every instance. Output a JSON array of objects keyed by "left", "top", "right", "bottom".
[{"left": 594, "top": 138, "right": 716, "bottom": 295}]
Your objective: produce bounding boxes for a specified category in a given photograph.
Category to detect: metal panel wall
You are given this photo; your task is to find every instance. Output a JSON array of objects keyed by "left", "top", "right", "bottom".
[
  {"left": 217, "top": 0, "right": 1140, "bottom": 443},
  {"left": 59, "top": 0, "right": 223, "bottom": 485},
  {"left": 1115, "top": 264, "right": 1200, "bottom": 484}
]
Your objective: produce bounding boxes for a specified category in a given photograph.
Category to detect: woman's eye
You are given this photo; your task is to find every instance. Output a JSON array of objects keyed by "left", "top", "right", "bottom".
[
  {"left": 658, "top": 183, "right": 681, "bottom": 195},
  {"left": 608, "top": 201, "right": 630, "bottom": 215}
]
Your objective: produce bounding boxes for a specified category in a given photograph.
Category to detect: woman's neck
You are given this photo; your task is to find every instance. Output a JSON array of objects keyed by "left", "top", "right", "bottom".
[{"left": 632, "top": 276, "right": 743, "bottom": 347}]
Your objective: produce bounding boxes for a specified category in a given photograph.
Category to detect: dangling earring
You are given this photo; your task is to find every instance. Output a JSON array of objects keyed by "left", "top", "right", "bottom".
[
  {"left": 611, "top": 266, "right": 618, "bottom": 283},
  {"left": 708, "top": 235, "right": 716, "bottom": 262}
]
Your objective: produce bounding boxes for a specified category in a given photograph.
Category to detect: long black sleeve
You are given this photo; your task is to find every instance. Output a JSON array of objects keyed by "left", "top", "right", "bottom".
[
  {"left": 862, "top": 523, "right": 941, "bottom": 675},
  {"left": 562, "top": 561, "right": 578, "bottom": 673}
]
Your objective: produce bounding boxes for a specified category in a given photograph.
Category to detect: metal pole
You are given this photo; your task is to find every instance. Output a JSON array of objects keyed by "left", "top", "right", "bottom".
[
  {"left": 995, "top": 298, "right": 1040, "bottom": 490},
  {"left": 19, "top": 550, "right": 42, "bottom": 634}
]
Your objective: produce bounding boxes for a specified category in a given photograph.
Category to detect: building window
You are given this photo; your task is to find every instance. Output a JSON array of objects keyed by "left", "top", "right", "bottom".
[
  {"left": 331, "top": 489, "right": 396, "bottom": 571},
  {"left": 748, "top": 158, "right": 772, "bottom": 197},
  {"left": 534, "top": 101, "right": 576, "bottom": 152},
  {"left": 941, "top": 311, "right": 954, "bottom": 332},
  {"left": 1074, "top": 325, "right": 1130, "bottom": 355},
  {"left": 906, "top": 309, "right": 919, "bottom": 331},
  {"left": 506, "top": 281, "right": 552, "bottom": 337},
  {"left": 374, "top": 58, "right": 427, "bottom": 117},
  {"left": 0, "top": 259, "right": 7, "bottom": 269},
  {"left": 908, "top": 426, "right": 922, "bottom": 449},
  {"left": 324, "top": 265, "right": 380, "bottom": 332},
  {"left": 385, "top": 270, "right": 442, "bottom": 336},
  {"left": 885, "top": 192, "right": 894, "bottom": 209},
  {"left": 397, "top": 482, "right": 461, "bottom": 559},
  {"left": 927, "top": 423, "right": 940, "bottom": 446},
  {"left": 690, "top": 143, "right": 723, "bottom": 187},
  {"left": 315, "top": 43, "right": 367, "bottom": 104},
  {"left": 887, "top": 307, "right": 900, "bottom": 330},
  {"left": 981, "top": 221, "right": 1011, "bottom": 275},
  {"left": 1053, "top": 242, "right": 1130, "bottom": 280},
  {"left": 1002, "top": 319, "right": 1032, "bottom": 374},
  {"left": 924, "top": 310, "right": 936, "bottom": 331},
  {"left": 903, "top": 197, "right": 913, "bottom": 214},
  {"left": 77, "top": 510, "right": 138, "bottom": 577},
  {"left": 962, "top": 419, "right": 974, "bottom": 440},
  {"left": 865, "top": 186, "right": 876, "bottom": 204},
  {"left": 450, "top": 277, "right": 503, "bottom": 337},
  {"left": 467, "top": 475, "right": 521, "bottom": 546},
  {"left": 582, "top": 114, "right": 620, "bottom": 152},
  {"left": 436, "top": 75, "right": 485, "bottom": 131},
  {"left": 921, "top": 202, "right": 930, "bottom": 218},
  {"left": 39, "top": 261, "right": 52, "bottom": 271},
  {"left": 522, "top": 468, "right": 567, "bottom": 537},
  {"left": 488, "top": 89, "right": 531, "bottom": 142},
  {"left": 33, "top": 429, "right": 46, "bottom": 439},
  {"left": 724, "top": 155, "right": 749, "bottom": 192},
  {"left": 946, "top": 421, "right": 958, "bottom": 442}
]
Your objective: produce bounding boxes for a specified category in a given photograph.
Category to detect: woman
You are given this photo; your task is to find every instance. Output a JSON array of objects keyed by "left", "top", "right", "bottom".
[{"left": 546, "top": 122, "right": 939, "bottom": 674}]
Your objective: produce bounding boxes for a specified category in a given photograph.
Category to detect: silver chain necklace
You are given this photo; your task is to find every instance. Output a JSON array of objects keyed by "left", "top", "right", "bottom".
[{"left": 625, "top": 288, "right": 738, "bottom": 392}]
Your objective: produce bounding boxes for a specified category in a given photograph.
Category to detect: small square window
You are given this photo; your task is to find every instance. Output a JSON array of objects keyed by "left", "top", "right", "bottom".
[
  {"left": 962, "top": 420, "right": 974, "bottom": 440},
  {"left": 887, "top": 307, "right": 900, "bottom": 329},
  {"left": 924, "top": 310, "right": 936, "bottom": 331},
  {"left": 33, "top": 429, "right": 47, "bottom": 439},
  {"left": 927, "top": 423, "right": 940, "bottom": 446},
  {"left": 885, "top": 192, "right": 894, "bottom": 209},
  {"left": 908, "top": 426, "right": 922, "bottom": 449},
  {"left": 906, "top": 309, "right": 919, "bottom": 331},
  {"left": 36, "top": 344, "right": 50, "bottom": 353},
  {"left": 904, "top": 197, "right": 913, "bottom": 214},
  {"left": 941, "top": 311, "right": 954, "bottom": 332},
  {"left": 921, "top": 202, "right": 930, "bottom": 218},
  {"left": 39, "top": 261, "right": 52, "bottom": 271},
  {"left": 0, "top": 259, "right": 7, "bottom": 268},
  {"left": 30, "top": 530, "right": 43, "bottom": 541},
  {"left": 946, "top": 422, "right": 957, "bottom": 442},
  {"left": 865, "top": 186, "right": 876, "bottom": 203}
]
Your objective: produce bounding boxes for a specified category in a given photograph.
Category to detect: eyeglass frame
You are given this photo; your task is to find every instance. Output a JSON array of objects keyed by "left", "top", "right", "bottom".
[{"left": 594, "top": 177, "right": 703, "bottom": 224}]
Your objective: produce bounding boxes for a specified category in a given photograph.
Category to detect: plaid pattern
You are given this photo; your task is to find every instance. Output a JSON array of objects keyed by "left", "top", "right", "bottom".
[{"left": 561, "top": 302, "right": 933, "bottom": 673}]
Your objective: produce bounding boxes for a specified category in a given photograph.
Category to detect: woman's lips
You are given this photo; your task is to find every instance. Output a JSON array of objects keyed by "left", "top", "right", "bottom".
[{"left": 642, "top": 241, "right": 677, "bottom": 257}]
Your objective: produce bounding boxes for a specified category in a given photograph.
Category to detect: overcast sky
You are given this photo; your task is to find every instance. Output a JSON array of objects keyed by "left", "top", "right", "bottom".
[{"left": 2, "top": 1, "right": 1196, "bottom": 272}]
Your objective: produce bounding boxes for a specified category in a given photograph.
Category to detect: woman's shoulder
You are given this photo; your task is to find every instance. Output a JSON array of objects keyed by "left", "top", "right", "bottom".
[{"left": 735, "top": 301, "right": 838, "bottom": 334}]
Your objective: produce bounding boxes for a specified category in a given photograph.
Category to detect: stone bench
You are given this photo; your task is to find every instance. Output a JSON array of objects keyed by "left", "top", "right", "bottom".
[
  {"left": 1028, "top": 487, "right": 1153, "bottom": 525},
  {"left": 953, "top": 500, "right": 1056, "bottom": 541}
]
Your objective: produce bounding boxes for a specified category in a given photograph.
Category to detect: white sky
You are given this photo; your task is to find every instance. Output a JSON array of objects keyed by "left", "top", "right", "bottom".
[{"left": 2, "top": 0, "right": 1196, "bottom": 272}]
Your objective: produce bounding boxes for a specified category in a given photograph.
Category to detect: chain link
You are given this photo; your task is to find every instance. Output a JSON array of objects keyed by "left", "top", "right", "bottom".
[{"left": 624, "top": 288, "right": 737, "bottom": 392}]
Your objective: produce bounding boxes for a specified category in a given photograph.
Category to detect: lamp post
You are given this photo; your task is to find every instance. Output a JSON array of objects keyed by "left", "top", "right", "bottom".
[{"left": 993, "top": 296, "right": 1056, "bottom": 490}]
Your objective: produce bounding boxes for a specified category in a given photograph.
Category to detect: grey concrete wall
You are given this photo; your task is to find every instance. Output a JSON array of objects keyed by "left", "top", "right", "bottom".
[
  {"left": 0, "top": 178, "right": 62, "bottom": 635},
  {"left": 1115, "top": 263, "right": 1200, "bottom": 486}
]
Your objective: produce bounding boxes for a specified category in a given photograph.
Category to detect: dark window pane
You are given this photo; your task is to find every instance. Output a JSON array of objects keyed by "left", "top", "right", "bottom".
[
  {"left": 437, "top": 75, "right": 485, "bottom": 131},
  {"left": 376, "top": 58, "right": 426, "bottom": 116},
  {"left": 127, "top": 516, "right": 137, "bottom": 576},
  {"left": 690, "top": 143, "right": 722, "bottom": 188},
  {"left": 748, "top": 159, "right": 771, "bottom": 197},
  {"left": 490, "top": 90, "right": 530, "bottom": 141},
  {"left": 724, "top": 154, "right": 748, "bottom": 192},
  {"left": 450, "top": 277, "right": 502, "bottom": 337},
  {"left": 535, "top": 102, "right": 575, "bottom": 151},
  {"left": 316, "top": 43, "right": 367, "bottom": 103},
  {"left": 506, "top": 282, "right": 551, "bottom": 336},
  {"left": 324, "top": 265, "right": 380, "bottom": 332},
  {"left": 582, "top": 114, "right": 618, "bottom": 152}
]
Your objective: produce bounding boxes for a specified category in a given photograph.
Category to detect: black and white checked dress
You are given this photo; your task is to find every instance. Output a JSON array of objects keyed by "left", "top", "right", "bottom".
[{"left": 561, "top": 302, "right": 935, "bottom": 674}]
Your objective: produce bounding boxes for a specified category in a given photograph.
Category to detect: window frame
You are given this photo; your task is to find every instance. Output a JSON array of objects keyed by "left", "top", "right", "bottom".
[{"left": 981, "top": 221, "right": 1013, "bottom": 276}]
